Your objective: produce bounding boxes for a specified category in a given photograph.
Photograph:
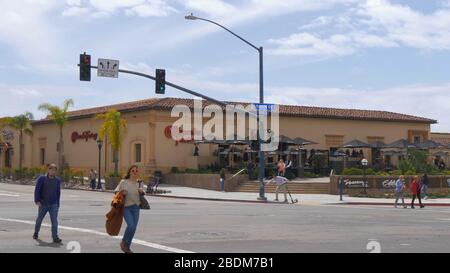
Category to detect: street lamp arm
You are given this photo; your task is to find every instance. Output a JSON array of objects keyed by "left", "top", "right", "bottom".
[{"left": 195, "top": 17, "right": 260, "bottom": 52}]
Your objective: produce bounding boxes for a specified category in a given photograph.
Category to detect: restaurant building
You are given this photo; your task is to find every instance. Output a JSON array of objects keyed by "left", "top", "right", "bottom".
[{"left": 0, "top": 97, "right": 440, "bottom": 176}]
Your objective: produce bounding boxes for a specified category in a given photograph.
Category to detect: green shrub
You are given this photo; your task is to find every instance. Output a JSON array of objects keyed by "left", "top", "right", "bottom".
[
  {"left": 404, "top": 170, "right": 417, "bottom": 176},
  {"left": 444, "top": 171, "right": 450, "bottom": 175},
  {"left": 303, "top": 172, "right": 319, "bottom": 178},
  {"left": 342, "top": 168, "right": 364, "bottom": 175},
  {"left": 171, "top": 167, "right": 179, "bottom": 173},
  {"left": 1, "top": 167, "right": 12, "bottom": 177},
  {"left": 107, "top": 172, "right": 122, "bottom": 178},
  {"left": 376, "top": 171, "right": 390, "bottom": 176},
  {"left": 365, "top": 168, "right": 376, "bottom": 175},
  {"left": 390, "top": 170, "right": 402, "bottom": 176}
]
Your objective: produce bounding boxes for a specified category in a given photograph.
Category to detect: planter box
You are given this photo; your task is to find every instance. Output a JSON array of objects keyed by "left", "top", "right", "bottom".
[
  {"left": 330, "top": 175, "right": 450, "bottom": 195},
  {"left": 105, "top": 177, "right": 121, "bottom": 190},
  {"left": 165, "top": 173, "right": 247, "bottom": 192}
]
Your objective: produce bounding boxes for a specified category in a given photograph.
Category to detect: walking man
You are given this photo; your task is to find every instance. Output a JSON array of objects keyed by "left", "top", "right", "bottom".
[
  {"left": 421, "top": 173, "right": 429, "bottom": 200},
  {"left": 247, "top": 160, "right": 255, "bottom": 181},
  {"left": 33, "top": 163, "right": 62, "bottom": 243},
  {"left": 394, "top": 175, "right": 407, "bottom": 208},
  {"left": 89, "top": 169, "right": 97, "bottom": 190},
  {"left": 266, "top": 175, "right": 289, "bottom": 203}
]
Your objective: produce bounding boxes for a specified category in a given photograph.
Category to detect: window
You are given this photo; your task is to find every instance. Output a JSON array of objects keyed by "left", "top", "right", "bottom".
[
  {"left": 135, "top": 143, "right": 142, "bottom": 163},
  {"left": 40, "top": 148, "right": 45, "bottom": 165},
  {"left": 414, "top": 136, "right": 421, "bottom": 144},
  {"left": 325, "top": 135, "right": 344, "bottom": 147}
]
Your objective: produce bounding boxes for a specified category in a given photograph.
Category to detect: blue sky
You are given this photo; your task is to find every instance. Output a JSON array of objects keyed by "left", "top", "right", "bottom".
[{"left": 1, "top": 0, "right": 449, "bottom": 131}]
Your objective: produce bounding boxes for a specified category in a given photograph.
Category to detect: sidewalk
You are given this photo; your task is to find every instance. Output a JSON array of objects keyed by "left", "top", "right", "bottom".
[{"left": 151, "top": 184, "right": 450, "bottom": 206}]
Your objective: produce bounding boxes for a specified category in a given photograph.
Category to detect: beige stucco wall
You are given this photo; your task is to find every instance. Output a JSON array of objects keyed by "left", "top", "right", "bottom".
[{"left": 3, "top": 108, "right": 433, "bottom": 176}]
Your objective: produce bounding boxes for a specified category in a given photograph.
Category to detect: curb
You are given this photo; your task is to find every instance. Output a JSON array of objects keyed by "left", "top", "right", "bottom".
[
  {"left": 329, "top": 202, "right": 450, "bottom": 207},
  {"left": 150, "top": 194, "right": 292, "bottom": 204}
]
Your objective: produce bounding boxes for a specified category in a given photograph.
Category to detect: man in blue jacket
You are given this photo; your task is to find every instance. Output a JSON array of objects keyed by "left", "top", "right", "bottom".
[{"left": 33, "top": 163, "right": 62, "bottom": 243}]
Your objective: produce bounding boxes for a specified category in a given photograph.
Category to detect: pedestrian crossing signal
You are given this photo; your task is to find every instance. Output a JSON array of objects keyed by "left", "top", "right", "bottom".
[
  {"left": 155, "top": 69, "right": 165, "bottom": 94},
  {"left": 79, "top": 53, "right": 91, "bottom": 81}
]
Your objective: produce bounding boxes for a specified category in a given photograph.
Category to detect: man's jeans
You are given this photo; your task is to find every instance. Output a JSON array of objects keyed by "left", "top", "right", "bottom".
[
  {"left": 395, "top": 192, "right": 406, "bottom": 207},
  {"left": 123, "top": 205, "right": 140, "bottom": 248},
  {"left": 421, "top": 185, "right": 428, "bottom": 197},
  {"left": 220, "top": 178, "right": 225, "bottom": 192},
  {"left": 34, "top": 204, "right": 59, "bottom": 240}
]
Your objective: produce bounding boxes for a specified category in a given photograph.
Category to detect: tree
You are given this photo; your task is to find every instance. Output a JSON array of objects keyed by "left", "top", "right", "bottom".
[
  {"left": 38, "top": 99, "right": 74, "bottom": 172},
  {"left": 95, "top": 109, "right": 127, "bottom": 176},
  {"left": 6, "top": 112, "right": 34, "bottom": 171}
]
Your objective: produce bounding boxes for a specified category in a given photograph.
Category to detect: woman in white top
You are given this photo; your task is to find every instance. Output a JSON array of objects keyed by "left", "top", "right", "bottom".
[{"left": 114, "top": 165, "right": 145, "bottom": 253}]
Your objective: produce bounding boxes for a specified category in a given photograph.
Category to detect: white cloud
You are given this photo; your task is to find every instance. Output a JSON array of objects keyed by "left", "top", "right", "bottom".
[
  {"left": 0, "top": 2, "right": 62, "bottom": 62},
  {"left": 268, "top": 0, "right": 450, "bottom": 58},
  {"left": 125, "top": 1, "right": 178, "bottom": 17},
  {"left": 62, "top": 6, "right": 90, "bottom": 16},
  {"left": 264, "top": 82, "right": 450, "bottom": 132},
  {"left": 62, "top": 0, "right": 176, "bottom": 18},
  {"left": 182, "top": 0, "right": 236, "bottom": 17}
]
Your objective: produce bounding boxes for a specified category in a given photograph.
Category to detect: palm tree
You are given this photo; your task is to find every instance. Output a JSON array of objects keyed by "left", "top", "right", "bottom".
[
  {"left": 0, "top": 117, "right": 7, "bottom": 144},
  {"left": 6, "top": 112, "right": 34, "bottom": 171},
  {"left": 95, "top": 109, "right": 127, "bottom": 176},
  {"left": 38, "top": 99, "right": 74, "bottom": 172}
]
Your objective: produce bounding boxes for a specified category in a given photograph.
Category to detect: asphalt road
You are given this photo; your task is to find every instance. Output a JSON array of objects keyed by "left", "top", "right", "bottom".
[{"left": 1, "top": 183, "right": 450, "bottom": 253}]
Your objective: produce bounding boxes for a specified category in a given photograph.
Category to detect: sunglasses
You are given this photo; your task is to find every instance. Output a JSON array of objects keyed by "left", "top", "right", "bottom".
[{"left": 131, "top": 169, "right": 139, "bottom": 173}]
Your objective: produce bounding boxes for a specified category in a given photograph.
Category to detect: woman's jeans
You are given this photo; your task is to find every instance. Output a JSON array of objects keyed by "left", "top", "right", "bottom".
[
  {"left": 34, "top": 204, "right": 59, "bottom": 240},
  {"left": 220, "top": 178, "right": 225, "bottom": 192},
  {"left": 123, "top": 205, "right": 140, "bottom": 247}
]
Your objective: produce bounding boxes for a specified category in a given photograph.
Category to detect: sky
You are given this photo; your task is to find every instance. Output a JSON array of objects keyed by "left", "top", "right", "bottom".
[{"left": 0, "top": 0, "right": 449, "bottom": 132}]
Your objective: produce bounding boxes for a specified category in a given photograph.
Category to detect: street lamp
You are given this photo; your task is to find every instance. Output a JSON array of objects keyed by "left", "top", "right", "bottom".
[
  {"left": 96, "top": 138, "right": 103, "bottom": 191},
  {"left": 185, "top": 13, "right": 267, "bottom": 201},
  {"left": 361, "top": 158, "right": 368, "bottom": 195}
]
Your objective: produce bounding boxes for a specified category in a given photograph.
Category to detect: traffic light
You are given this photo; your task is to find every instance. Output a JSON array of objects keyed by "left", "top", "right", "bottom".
[
  {"left": 79, "top": 53, "right": 91, "bottom": 81},
  {"left": 155, "top": 69, "right": 165, "bottom": 94}
]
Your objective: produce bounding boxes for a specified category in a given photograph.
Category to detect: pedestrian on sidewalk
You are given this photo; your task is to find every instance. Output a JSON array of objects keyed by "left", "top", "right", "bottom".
[
  {"left": 114, "top": 165, "right": 145, "bottom": 253},
  {"left": 421, "top": 173, "right": 429, "bottom": 200},
  {"left": 33, "top": 163, "right": 62, "bottom": 244},
  {"left": 394, "top": 175, "right": 407, "bottom": 208},
  {"left": 277, "top": 159, "right": 285, "bottom": 176},
  {"left": 219, "top": 168, "right": 226, "bottom": 192},
  {"left": 266, "top": 175, "right": 289, "bottom": 203},
  {"left": 89, "top": 169, "right": 97, "bottom": 190},
  {"left": 247, "top": 160, "right": 255, "bottom": 181},
  {"left": 285, "top": 156, "right": 293, "bottom": 178},
  {"left": 410, "top": 175, "right": 424, "bottom": 209}
]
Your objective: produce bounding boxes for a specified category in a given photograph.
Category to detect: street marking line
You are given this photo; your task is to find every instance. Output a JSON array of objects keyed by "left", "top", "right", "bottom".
[
  {"left": 0, "top": 192, "right": 20, "bottom": 197},
  {"left": 0, "top": 217, "right": 194, "bottom": 253}
]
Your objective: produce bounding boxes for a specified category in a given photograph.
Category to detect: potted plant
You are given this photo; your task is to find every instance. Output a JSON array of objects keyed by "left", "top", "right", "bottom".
[{"left": 105, "top": 172, "right": 122, "bottom": 190}]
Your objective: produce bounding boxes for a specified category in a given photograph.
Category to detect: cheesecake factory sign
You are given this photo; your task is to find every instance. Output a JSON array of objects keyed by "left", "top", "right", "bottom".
[{"left": 71, "top": 131, "right": 98, "bottom": 143}]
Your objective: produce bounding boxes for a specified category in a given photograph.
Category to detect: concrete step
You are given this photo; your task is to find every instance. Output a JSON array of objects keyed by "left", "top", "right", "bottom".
[{"left": 233, "top": 181, "right": 330, "bottom": 194}]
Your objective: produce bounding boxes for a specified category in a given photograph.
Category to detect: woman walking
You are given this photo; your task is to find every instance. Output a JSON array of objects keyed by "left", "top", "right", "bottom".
[
  {"left": 410, "top": 175, "right": 424, "bottom": 209},
  {"left": 114, "top": 165, "right": 145, "bottom": 253}
]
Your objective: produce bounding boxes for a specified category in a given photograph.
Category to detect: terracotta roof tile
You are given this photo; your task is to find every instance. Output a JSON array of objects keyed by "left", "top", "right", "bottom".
[{"left": 32, "top": 97, "right": 437, "bottom": 125}]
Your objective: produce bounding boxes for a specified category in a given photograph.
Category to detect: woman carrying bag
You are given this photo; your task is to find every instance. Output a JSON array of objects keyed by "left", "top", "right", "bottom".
[{"left": 114, "top": 165, "right": 149, "bottom": 253}]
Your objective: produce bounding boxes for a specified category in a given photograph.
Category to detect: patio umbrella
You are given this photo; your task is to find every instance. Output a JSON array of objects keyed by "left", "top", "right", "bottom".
[
  {"left": 278, "top": 135, "right": 296, "bottom": 145},
  {"left": 369, "top": 141, "right": 386, "bottom": 149},
  {"left": 416, "top": 140, "right": 444, "bottom": 149},
  {"left": 385, "top": 139, "right": 418, "bottom": 149},
  {"left": 341, "top": 139, "right": 371, "bottom": 148},
  {"left": 293, "top": 137, "right": 318, "bottom": 146},
  {"left": 332, "top": 150, "right": 347, "bottom": 157},
  {"left": 433, "top": 151, "right": 449, "bottom": 157}
]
